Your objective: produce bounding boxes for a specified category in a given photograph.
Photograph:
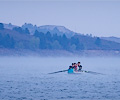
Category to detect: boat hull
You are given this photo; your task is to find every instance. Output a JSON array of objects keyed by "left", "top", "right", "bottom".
[{"left": 68, "top": 70, "right": 85, "bottom": 74}]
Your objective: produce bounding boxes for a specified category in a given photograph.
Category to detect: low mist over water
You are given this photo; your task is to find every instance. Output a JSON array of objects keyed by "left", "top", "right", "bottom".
[{"left": 0, "top": 56, "right": 120, "bottom": 100}]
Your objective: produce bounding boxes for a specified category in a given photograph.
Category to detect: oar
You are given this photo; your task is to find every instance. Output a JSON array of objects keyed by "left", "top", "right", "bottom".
[
  {"left": 48, "top": 69, "right": 68, "bottom": 74},
  {"left": 82, "top": 70, "right": 104, "bottom": 75}
]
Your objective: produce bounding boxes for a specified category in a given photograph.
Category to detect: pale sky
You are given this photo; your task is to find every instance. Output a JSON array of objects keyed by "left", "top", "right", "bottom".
[{"left": 0, "top": 0, "right": 120, "bottom": 37}]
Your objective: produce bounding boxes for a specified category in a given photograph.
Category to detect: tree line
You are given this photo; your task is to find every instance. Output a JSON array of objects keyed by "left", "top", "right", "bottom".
[
  {"left": 0, "top": 23, "right": 85, "bottom": 50},
  {"left": 34, "top": 30, "right": 84, "bottom": 51},
  {"left": 0, "top": 33, "right": 15, "bottom": 48},
  {"left": 1, "top": 22, "right": 120, "bottom": 51}
]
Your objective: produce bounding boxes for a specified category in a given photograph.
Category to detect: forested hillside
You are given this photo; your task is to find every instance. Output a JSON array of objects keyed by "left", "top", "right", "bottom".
[{"left": 1, "top": 22, "right": 120, "bottom": 52}]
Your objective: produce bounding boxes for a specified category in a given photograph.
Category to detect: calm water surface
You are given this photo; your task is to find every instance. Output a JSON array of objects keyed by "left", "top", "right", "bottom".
[{"left": 0, "top": 56, "right": 120, "bottom": 100}]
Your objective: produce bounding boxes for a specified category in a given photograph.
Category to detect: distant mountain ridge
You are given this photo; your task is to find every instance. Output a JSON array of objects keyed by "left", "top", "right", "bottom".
[
  {"left": 101, "top": 37, "right": 120, "bottom": 43},
  {"left": 22, "top": 23, "right": 75, "bottom": 37},
  {"left": 4, "top": 23, "right": 19, "bottom": 30},
  {"left": 38, "top": 25, "right": 73, "bottom": 33},
  {"left": 3, "top": 23, "right": 75, "bottom": 37},
  {"left": 4, "top": 23, "right": 120, "bottom": 42},
  {"left": 1, "top": 22, "right": 120, "bottom": 55}
]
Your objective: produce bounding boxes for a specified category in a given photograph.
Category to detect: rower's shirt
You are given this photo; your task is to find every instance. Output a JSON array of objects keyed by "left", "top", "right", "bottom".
[
  {"left": 78, "top": 65, "right": 82, "bottom": 70},
  {"left": 74, "top": 65, "right": 77, "bottom": 71},
  {"left": 68, "top": 68, "right": 73, "bottom": 73}
]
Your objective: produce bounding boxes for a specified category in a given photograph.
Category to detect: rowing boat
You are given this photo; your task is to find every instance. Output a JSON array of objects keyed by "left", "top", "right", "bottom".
[
  {"left": 49, "top": 69, "right": 103, "bottom": 75},
  {"left": 68, "top": 70, "right": 87, "bottom": 74}
]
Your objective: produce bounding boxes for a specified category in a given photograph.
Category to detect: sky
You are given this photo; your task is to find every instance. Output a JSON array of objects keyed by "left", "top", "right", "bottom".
[{"left": 0, "top": 0, "right": 120, "bottom": 37}]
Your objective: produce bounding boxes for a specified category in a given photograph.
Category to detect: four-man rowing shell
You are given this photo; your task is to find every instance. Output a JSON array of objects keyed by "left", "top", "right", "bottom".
[
  {"left": 68, "top": 70, "right": 88, "bottom": 74},
  {"left": 49, "top": 70, "right": 103, "bottom": 75}
]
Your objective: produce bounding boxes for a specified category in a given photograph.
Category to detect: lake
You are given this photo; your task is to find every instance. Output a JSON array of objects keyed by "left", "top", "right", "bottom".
[{"left": 0, "top": 56, "right": 120, "bottom": 100}]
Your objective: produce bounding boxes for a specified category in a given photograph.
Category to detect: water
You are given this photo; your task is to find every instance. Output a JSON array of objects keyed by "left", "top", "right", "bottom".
[{"left": 0, "top": 56, "right": 120, "bottom": 100}]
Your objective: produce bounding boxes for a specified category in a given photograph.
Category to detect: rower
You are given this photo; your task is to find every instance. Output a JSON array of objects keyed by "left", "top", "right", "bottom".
[
  {"left": 74, "top": 63, "right": 78, "bottom": 71},
  {"left": 78, "top": 62, "right": 82, "bottom": 71},
  {"left": 68, "top": 66, "right": 74, "bottom": 73},
  {"left": 72, "top": 63, "right": 74, "bottom": 69}
]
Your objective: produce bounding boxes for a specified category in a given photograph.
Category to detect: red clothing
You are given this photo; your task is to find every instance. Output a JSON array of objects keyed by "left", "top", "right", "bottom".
[{"left": 74, "top": 65, "right": 77, "bottom": 71}]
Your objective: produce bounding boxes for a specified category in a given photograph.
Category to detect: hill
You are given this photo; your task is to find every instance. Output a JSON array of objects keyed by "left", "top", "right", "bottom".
[
  {"left": 22, "top": 23, "right": 75, "bottom": 37},
  {"left": 101, "top": 36, "right": 120, "bottom": 43},
  {"left": 1, "top": 22, "right": 120, "bottom": 56},
  {"left": 3, "top": 23, "right": 75, "bottom": 37}
]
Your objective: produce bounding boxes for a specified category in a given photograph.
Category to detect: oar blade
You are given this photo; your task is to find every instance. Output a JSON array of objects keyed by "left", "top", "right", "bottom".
[{"left": 48, "top": 69, "right": 68, "bottom": 74}]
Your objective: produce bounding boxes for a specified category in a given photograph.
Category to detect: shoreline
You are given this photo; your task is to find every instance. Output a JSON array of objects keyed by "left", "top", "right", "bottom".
[{"left": 0, "top": 49, "right": 120, "bottom": 57}]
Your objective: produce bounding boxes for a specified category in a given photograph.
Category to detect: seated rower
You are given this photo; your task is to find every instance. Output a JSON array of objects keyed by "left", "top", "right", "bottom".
[
  {"left": 72, "top": 63, "right": 74, "bottom": 69},
  {"left": 78, "top": 62, "right": 82, "bottom": 71},
  {"left": 74, "top": 63, "right": 78, "bottom": 71},
  {"left": 68, "top": 66, "right": 74, "bottom": 73}
]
